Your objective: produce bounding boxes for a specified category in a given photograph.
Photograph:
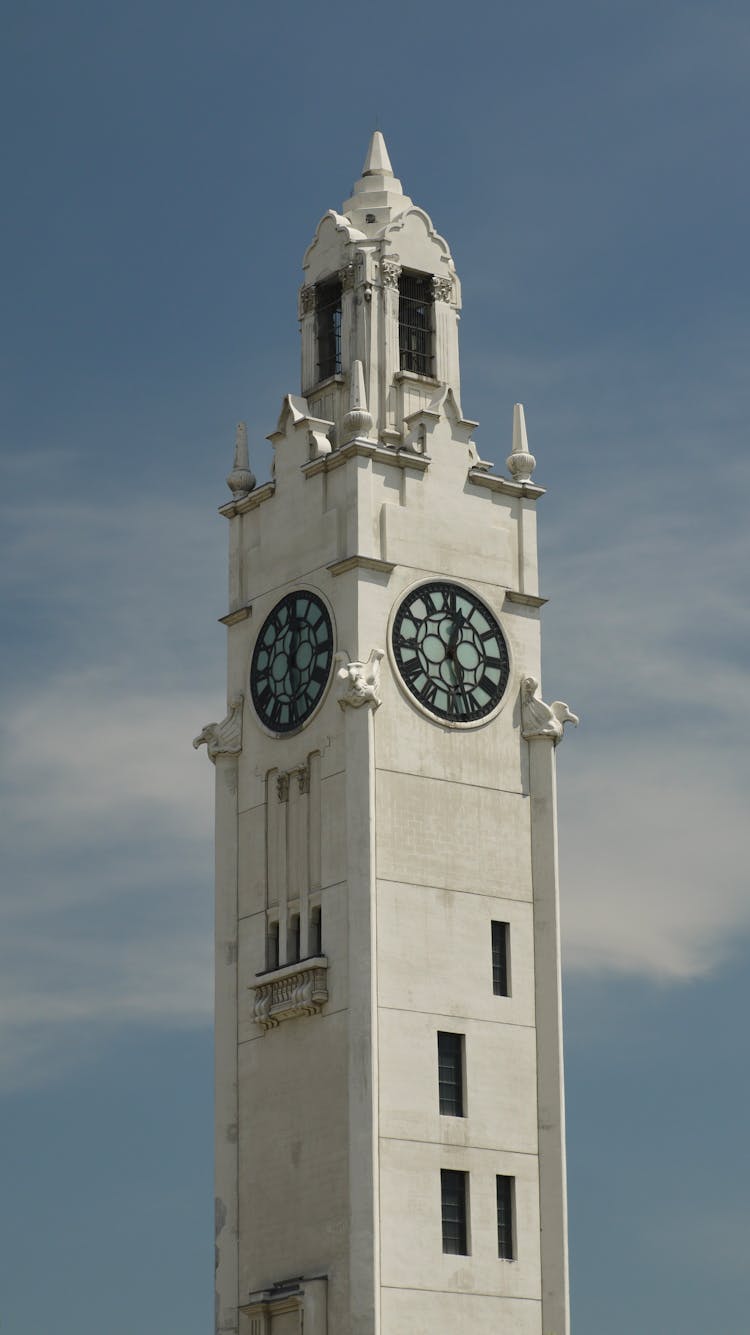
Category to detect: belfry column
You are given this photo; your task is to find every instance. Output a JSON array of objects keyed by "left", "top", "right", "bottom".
[
  {"left": 336, "top": 650, "right": 384, "bottom": 1335},
  {"left": 194, "top": 700, "right": 244, "bottom": 1335},
  {"left": 522, "top": 678, "right": 578, "bottom": 1335}
]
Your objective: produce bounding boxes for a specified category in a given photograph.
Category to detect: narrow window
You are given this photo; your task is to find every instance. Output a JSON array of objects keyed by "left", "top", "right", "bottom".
[
  {"left": 288, "top": 914, "right": 300, "bottom": 964},
  {"left": 492, "top": 920, "right": 509, "bottom": 996},
  {"left": 398, "top": 270, "right": 434, "bottom": 376},
  {"left": 310, "top": 905, "right": 322, "bottom": 956},
  {"left": 437, "top": 1032, "right": 464, "bottom": 1117},
  {"left": 266, "top": 920, "right": 279, "bottom": 971},
  {"left": 441, "top": 1169, "right": 469, "bottom": 1255},
  {"left": 496, "top": 1175, "right": 515, "bottom": 1260},
  {"left": 316, "top": 279, "right": 342, "bottom": 381}
]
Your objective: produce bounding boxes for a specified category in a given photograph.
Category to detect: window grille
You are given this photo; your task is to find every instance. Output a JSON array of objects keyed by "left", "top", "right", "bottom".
[
  {"left": 496, "top": 1175, "right": 515, "bottom": 1260},
  {"left": 310, "top": 905, "right": 322, "bottom": 956},
  {"left": 398, "top": 270, "right": 434, "bottom": 376},
  {"left": 266, "top": 921, "right": 279, "bottom": 971},
  {"left": 441, "top": 1169, "right": 469, "bottom": 1255},
  {"left": 437, "top": 1032, "right": 464, "bottom": 1117},
  {"left": 492, "top": 920, "right": 509, "bottom": 996},
  {"left": 316, "top": 279, "right": 342, "bottom": 381}
]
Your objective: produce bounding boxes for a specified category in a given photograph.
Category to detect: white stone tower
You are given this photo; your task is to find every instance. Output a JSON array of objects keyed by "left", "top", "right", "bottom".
[{"left": 196, "top": 133, "right": 577, "bottom": 1335}]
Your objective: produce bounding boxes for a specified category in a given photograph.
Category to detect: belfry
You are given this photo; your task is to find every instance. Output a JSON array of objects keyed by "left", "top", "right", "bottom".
[{"left": 196, "top": 132, "right": 576, "bottom": 1335}]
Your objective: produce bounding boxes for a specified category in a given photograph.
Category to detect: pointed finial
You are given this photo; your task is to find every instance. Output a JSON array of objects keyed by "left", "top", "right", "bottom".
[
  {"left": 362, "top": 130, "right": 393, "bottom": 178},
  {"left": 342, "top": 361, "right": 373, "bottom": 442},
  {"left": 506, "top": 404, "right": 537, "bottom": 483},
  {"left": 226, "top": 421, "right": 256, "bottom": 499}
]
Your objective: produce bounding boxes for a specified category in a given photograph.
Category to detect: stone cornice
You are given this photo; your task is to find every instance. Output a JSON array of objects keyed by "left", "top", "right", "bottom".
[
  {"left": 327, "top": 555, "right": 395, "bottom": 577},
  {"left": 467, "top": 467, "right": 545, "bottom": 500},
  {"left": 302, "top": 438, "right": 431, "bottom": 477},
  {"left": 219, "top": 480, "right": 275, "bottom": 519},
  {"left": 504, "top": 590, "right": 548, "bottom": 609},
  {"left": 218, "top": 605, "right": 252, "bottom": 626}
]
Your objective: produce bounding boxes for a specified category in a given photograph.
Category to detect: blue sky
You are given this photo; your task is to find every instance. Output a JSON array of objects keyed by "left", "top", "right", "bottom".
[{"left": 1, "top": 1, "right": 748, "bottom": 1330}]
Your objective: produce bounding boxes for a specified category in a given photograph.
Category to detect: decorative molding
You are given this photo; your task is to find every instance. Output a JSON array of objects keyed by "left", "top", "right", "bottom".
[
  {"left": 299, "top": 284, "right": 315, "bottom": 315},
  {"left": 335, "top": 648, "right": 384, "bottom": 711},
  {"left": 251, "top": 959, "right": 328, "bottom": 1030},
  {"left": 193, "top": 697, "right": 243, "bottom": 762},
  {"left": 521, "top": 676, "right": 579, "bottom": 745},
  {"left": 302, "top": 439, "right": 430, "bottom": 479},
  {"left": 380, "top": 259, "right": 401, "bottom": 290},
  {"left": 504, "top": 590, "right": 548, "bottom": 609},
  {"left": 327, "top": 554, "right": 395, "bottom": 577},
  {"left": 297, "top": 763, "right": 310, "bottom": 795},
  {"left": 218, "top": 604, "right": 252, "bottom": 626},
  {"left": 466, "top": 467, "right": 545, "bottom": 500},
  {"left": 431, "top": 275, "right": 453, "bottom": 303},
  {"left": 219, "top": 480, "right": 276, "bottom": 520},
  {"left": 338, "top": 262, "right": 355, "bottom": 290},
  {"left": 276, "top": 772, "right": 290, "bottom": 803}
]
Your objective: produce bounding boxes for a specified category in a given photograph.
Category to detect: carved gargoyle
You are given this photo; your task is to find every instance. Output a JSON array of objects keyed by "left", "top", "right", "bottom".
[
  {"left": 520, "top": 677, "right": 578, "bottom": 744},
  {"left": 335, "top": 648, "right": 384, "bottom": 710},
  {"left": 193, "top": 697, "right": 243, "bottom": 761}
]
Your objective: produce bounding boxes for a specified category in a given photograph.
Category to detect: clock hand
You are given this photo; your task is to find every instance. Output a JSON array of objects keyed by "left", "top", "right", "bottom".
[{"left": 447, "top": 612, "right": 464, "bottom": 658}]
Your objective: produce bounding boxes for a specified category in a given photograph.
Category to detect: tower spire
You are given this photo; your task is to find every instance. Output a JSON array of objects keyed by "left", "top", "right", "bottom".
[{"left": 361, "top": 130, "right": 393, "bottom": 177}]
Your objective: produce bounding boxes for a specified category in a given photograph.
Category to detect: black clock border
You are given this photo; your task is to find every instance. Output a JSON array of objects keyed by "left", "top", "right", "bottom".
[
  {"left": 391, "top": 579, "right": 510, "bottom": 724},
  {"left": 250, "top": 589, "right": 334, "bottom": 734}
]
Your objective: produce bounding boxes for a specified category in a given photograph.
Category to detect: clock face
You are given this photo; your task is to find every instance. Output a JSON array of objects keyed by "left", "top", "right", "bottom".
[
  {"left": 392, "top": 581, "right": 510, "bottom": 723},
  {"left": 250, "top": 590, "right": 334, "bottom": 733}
]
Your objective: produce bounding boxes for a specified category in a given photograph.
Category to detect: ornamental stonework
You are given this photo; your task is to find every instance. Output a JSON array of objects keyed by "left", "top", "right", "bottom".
[
  {"left": 380, "top": 259, "right": 401, "bottom": 290},
  {"left": 251, "top": 963, "right": 328, "bottom": 1030},
  {"left": 299, "top": 284, "right": 316, "bottom": 315},
  {"left": 432, "top": 275, "right": 453, "bottom": 303}
]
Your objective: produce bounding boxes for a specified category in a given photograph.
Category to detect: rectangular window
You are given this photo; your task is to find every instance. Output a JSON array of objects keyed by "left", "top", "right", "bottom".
[
  {"left": 437, "top": 1032, "right": 464, "bottom": 1117},
  {"left": 309, "top": 905, "right": 322, "bottom": 957},
  {"left": 441, "top": 1169, "right": 469, "bottom": 1255},
  {"left": 266, "top": 920, "right": 279, "bottom": 971},
  {"left": 492, "top": 920, "right": 509, "bottom": 997},
  {"left": 496, "top": 1175, "right": 515, "bottom": 1260},
  {"left": 316, "top": 279, "right": 342, "bottom": 381},
  {"left": 288, "top": 914, "right": 300, "bottom": 964},
  {"left": 398, "top": 270, "right": 434, "bottom": 376}
]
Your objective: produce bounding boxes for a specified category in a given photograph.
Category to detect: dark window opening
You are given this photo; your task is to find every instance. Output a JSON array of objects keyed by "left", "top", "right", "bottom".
[
  {"left": 496, "top": 1175, "right": 515, "bottom": 1260},
  {"left": 398, "top": 270, "right": 434, "bottom": 376},
  {"left": 266, "top": 920, "right": 279, "bottom": 971},
  {"left": 437, "top": 1031, "right": 464, "bottom": 1117},
  {"left": 288, "top": 914, "right": 300, "bottom": 964},
  {"left": 316, "top": 279, "right": 342, "bottom": 381},
  {"left": 310, "top": 905, "right": 322, "bottom": 957},
  {"left": 441, "top": 1169, "right": 469, "bottom": 1255},
  {"left": 492, "top": 920, "right": 509, "bottom": 997}
]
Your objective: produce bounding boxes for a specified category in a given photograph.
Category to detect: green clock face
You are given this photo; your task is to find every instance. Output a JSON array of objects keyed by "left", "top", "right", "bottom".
[
  {"left": 392, "top": 581, "right": 510, "bottom": 723},
  {"left": 250, "top": 591, "right": 334, "bottom": 733}
]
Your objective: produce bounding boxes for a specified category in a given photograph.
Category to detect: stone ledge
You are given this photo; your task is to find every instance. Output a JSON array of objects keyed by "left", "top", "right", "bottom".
[
  {"left": 219, "top": 480, "right": 276, "bottom": 519},
  {"left": 504, "top": 590, "right": 548, "bottom": 608},
  {"left": 327, "top": 554, "right": 395, "bottom": 577},
  {"left": 250, "top": 956, "right": 328, "bottom": 1031},
  {"left": 467, "top": 467, "right": 545, "bottom": 500},
  {"left": 218, "top": 605, "right": 252, "bottom": 626},
  {"left": 303, "top": 439, "right": 430, "bottom": 477}
]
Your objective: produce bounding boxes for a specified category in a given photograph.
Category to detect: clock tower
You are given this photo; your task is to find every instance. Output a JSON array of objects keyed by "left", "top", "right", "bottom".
[{"left": 196, "top": 133, "right": 577, "bottom": 1335}]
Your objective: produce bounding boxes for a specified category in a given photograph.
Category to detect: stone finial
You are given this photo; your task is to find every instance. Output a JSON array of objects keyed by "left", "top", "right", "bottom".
[
  {"left": 335, "top": 649, "right": 384, "bottom": 711},
  {"left": 226, "top": 422, "right": 256, "bottom": 500},
  {"left": 193, "top": 697, "right": 244, "bottom": 762},
  {"left": 341, "top": 361, "right": 373, "bottom": 442},
  {"left": 520, "top": 677, "right": 578, "bottom": 745},
  {"left": 362, "top": 130, "right": 394, "bottom": 177},
  {"left": 506, "top": 404, "right": 537, "bottom": 484}
]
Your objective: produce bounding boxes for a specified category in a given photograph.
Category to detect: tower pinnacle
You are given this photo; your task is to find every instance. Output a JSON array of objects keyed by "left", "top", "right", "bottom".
[{"left": 361, "top": 130, "right": 393, "bottom": 177}]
